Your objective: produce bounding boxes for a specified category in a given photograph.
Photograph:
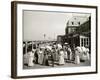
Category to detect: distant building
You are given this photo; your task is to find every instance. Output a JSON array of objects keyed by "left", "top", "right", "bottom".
[
  {"left": 57, "top": 16, "right": 91, "bottom": 49},
  {"left": 65, "top": 16, "right": 90, "bottom": 34},
  {"left": 57, "top": 35, "right": 67, "bottom": 44}
]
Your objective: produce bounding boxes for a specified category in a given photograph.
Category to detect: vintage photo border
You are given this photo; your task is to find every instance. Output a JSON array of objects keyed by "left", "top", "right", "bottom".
[{"left": 11, "top": 1, "right": 98, "bottom": 78}]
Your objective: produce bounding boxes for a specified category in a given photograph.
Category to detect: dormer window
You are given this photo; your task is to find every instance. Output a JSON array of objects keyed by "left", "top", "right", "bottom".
[
  {"left": 78, "top": 22, "right": 80, "bottom": 25},
  {"left": 72, "top": 22, "right": 74, "bottom": 25}
]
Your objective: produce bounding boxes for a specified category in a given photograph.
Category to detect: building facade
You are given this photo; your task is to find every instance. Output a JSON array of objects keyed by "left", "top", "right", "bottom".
[{"left": 57, "top": 16, "right": 91, "bottom": 49}]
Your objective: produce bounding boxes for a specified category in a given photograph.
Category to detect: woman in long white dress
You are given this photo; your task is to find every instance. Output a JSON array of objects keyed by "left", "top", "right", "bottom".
[
  {"left": 63, "top": 48, "right": 68, "bottom": 61},
  {"left": 38, "top": 48, "right": 44, "bottom": 64},
  {"left": 58, "top": 49, "right": 65, "bottom": 65},
  {"left": 27, "top": 49, "right": 34, "bottom": 67},
  {"left": 86, "top": 48, "right": 90, "bottom": 60},
  {"left": 74, "top": 49, "right": 80, "bottom": 64},
  {"left": 81, "top": 47, "right": 90, "bottom": 61}
]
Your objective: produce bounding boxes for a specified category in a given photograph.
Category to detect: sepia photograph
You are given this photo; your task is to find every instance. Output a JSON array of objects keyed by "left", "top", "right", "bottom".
[{"left": 23, "top": 11, "right": 91, "bottom": 69}]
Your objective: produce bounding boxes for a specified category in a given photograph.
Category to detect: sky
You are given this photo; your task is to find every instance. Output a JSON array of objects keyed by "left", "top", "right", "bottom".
[{"left": 23, "top": 10, "right": 90, "bottom": 41}]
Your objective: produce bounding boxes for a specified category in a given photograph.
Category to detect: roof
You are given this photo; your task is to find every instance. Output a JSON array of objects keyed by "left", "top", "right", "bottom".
[{"left": 67, "top": 16, "right": 90, "bottom": 27}]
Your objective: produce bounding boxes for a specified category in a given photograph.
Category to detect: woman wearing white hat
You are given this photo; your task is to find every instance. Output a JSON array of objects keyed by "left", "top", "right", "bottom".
[
  {"left": 58, "top": 49, "right": 65, "bottom": 65},
  {"left": 27, "top": 48, "right": 34, "bottom": 67},
  {"left": 74, "top": 48, "right": 80, "bottom": 64},
  {"left": 38, "top": 48, "right": 44, "bottom": 65}
]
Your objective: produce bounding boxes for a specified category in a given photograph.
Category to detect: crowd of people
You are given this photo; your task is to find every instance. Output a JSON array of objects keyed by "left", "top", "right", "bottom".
[{"left": 23, "top": 41, "right": 90, "bottom": 67}]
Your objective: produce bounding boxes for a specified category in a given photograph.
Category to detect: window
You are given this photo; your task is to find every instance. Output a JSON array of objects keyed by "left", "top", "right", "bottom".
[
  {"left": 72, "top": 22, "right": 74, "bottom": 25},
  {"left": 78, "top": 22, "right": 80, "bottom": 25},
  {"left": 81, "top": 38, "right": 83, "bottom": 46},
  {"left": 86, "top": 38, "right": 89, "bottom": 46},
  {"left": 84, "top": 38, "right": 86, "bottom": 46},
  {"left": 81, "top": 38, "right": 89, "bottom": 47},
  {"left": 72, "top": 28, "right": 75, "bottom": 32}
]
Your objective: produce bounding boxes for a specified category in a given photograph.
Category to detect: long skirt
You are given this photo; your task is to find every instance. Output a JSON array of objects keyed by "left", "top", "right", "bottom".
[
  {"left": 70, "top": 52, "right": 73, "bottom": 60},
  {"left": 64, "top": 52, "right": 68, "bottom": 60},
  {"left": 75, "top": 55, "right": 80, "bottom": 64},
  {"left": 28, "top": 57, "right": 34, "bottom": 67},
  {"left": 58, "top": 56, "right": 65, "bottom": 65},
  {"left": 42, "top": 55, "right": 49, "bottom": 66},
  {"left": 38, "top": 53, "right": 44, "bottom": 64}
]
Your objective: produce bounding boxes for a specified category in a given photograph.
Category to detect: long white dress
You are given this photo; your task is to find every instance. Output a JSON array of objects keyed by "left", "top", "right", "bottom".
[
  {"left": 28, "top": 51, "right": 34, "bottom": 67},
  {"left": 64, "top": 51, "right": 68, "bottom": 60},
  {"left": 75, "top": 50, "right": 80, "bottom": 64},
  {"left": 58, "top": 51, "right": 65, "bottom": 65},
  {"left": 38, "top": 51, "right": 44, "bottom": 64},
  {"left": 86, "top": 48, "right": 90, "bottom": 60},
  {"left": 23, "top": 53, "right": 28, "bottom": 64}
]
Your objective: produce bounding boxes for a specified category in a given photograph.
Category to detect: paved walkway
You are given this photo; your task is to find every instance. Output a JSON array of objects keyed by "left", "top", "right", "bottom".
[{"left": 23, "top": 59, "right": 91, "bottom": 69}]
